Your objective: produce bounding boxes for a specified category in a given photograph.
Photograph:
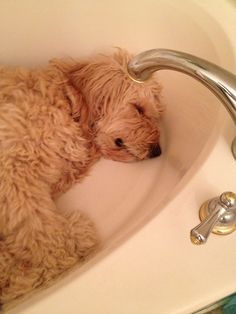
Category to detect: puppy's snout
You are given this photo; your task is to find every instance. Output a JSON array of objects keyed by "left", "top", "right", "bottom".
[{"left": 149, "top": 143, "right": 162, "bottom": 158}]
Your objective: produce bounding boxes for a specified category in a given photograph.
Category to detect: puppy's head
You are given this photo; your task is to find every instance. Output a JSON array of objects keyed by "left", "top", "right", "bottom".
[{"left": 69, "top": 49, "right": 164, "bottom": 162}]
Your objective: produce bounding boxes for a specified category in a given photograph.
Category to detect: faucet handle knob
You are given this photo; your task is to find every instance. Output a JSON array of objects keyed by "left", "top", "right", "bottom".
[
  {"left": 190, "top": 191, "right": 236, "bottom": 245},
  {"left": 220, "top": 191, "right": 236, "bottom": 209}
]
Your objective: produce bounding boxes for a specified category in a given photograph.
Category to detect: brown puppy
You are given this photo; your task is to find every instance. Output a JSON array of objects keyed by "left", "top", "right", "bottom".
[{"left": 0, "top": 49, "right": 163, "bottom": 306}]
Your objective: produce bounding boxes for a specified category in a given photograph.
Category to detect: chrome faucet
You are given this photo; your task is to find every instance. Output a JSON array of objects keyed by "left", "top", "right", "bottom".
[
  {"left": 127, "top": 49, "right": 236, "bottom": 244},
  {"left": 190, "top": 191, "right": 236, "bottom": 244},
  {"left": 127, "top": 49, "right": 236, "bottom": 158}
]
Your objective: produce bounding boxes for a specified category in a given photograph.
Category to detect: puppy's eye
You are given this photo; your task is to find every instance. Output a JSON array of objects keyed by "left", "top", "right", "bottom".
[
  {"left": 134, "top": 104, "right": 144, "bottom": 115},
  {"left": 115, "top": 138, "right": 124, "bottom": 148}
]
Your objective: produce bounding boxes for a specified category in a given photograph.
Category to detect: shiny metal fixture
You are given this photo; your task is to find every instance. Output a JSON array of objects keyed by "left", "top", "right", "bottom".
[
  {"left": 190, "top": 192, "right": 236, "bottom": 245},
  {"left": 127, "top": 49, "right": 236, "bottom": 158}
]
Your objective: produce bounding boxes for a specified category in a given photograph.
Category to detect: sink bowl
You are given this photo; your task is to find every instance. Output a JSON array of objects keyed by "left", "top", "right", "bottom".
[
  {"left": 2, "top": 0, "right": 235, "bottom": 313},
  {"left": 54, "top": 0, "right": 233, "bottom": 246},
  {"left": 56, "top": 72, "right": 221, "bottom": 245}
]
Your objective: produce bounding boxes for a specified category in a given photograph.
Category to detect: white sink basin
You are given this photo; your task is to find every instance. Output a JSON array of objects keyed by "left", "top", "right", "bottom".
[
  {"left": 54, "top": 0, "right": 232, "bottom": 246},
  {"left": 2, "top": 0, "right": 235, "bottom": 313},
  {"left": 56, "top": 71, "right": 220, "bottom": 245}
]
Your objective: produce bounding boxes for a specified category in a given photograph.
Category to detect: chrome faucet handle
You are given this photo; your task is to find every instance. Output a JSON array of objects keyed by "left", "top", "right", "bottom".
[{"left": 190, "top": 191, "right": 236, "bottom": 245}]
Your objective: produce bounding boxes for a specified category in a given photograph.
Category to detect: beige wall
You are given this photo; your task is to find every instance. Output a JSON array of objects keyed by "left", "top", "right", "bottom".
[{"left": 0, "top": 0, "right": 233, "bottom": 67}]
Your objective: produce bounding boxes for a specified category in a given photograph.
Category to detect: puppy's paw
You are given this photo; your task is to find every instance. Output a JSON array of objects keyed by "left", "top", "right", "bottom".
[{"left": 64, "top": 210, "right": 100, "bottom": 260}]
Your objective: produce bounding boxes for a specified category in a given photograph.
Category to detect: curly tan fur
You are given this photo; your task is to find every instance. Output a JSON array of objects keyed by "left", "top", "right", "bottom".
[{"left": 0, "top": 49, "right": 163, "bottom": 307}]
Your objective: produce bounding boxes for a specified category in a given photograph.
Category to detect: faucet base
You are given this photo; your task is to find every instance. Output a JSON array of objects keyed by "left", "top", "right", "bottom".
[{"left": 199, "top": 200, "right": 236, "bottom": 235}]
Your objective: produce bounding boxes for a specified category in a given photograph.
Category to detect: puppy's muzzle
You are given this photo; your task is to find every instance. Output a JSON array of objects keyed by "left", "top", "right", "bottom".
[{"left": 149, "top": 143, "right": 162, "bottom": 158}]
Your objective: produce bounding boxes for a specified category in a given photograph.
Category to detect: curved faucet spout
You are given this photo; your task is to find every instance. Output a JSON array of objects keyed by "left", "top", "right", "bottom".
[{"left": 127, "top": 49, "right": 236, "bottom": 125}]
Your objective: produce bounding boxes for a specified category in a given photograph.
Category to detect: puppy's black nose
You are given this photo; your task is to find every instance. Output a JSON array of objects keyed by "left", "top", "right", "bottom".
[{"left": 149, "top": 143, "right": 162, "bottom": 158}]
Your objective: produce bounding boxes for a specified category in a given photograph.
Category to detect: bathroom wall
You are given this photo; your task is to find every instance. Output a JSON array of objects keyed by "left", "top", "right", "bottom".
[{"left": 0, "top": 0, "right": 232, "bottom": 67}]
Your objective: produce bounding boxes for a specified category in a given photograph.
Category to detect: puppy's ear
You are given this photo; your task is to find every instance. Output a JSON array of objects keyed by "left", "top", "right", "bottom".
[
  {"left": 68, "top": 60, "right": 106, "bottom": 126},
  {"left": 68, "top": 61, "right": 91, "bottom": 90}
]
